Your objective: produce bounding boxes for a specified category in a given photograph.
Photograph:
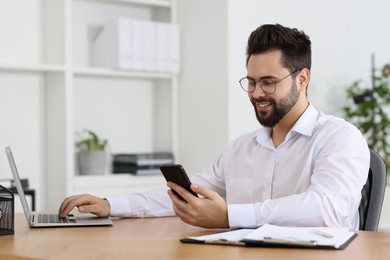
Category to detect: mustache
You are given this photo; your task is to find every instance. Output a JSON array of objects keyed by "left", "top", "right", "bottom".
[{"left": 251, "top": 97, "right": 274, "bottom": 103}]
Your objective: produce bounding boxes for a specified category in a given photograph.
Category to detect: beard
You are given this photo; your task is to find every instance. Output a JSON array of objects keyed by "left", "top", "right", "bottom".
[{"left": 252, "top": 82, "right": 300, "bottom": 128}]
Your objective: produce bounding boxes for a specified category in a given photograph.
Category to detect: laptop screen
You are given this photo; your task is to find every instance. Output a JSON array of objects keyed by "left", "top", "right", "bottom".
[{"left": 5, "top": 146, "right": 32, "bottom": 223}]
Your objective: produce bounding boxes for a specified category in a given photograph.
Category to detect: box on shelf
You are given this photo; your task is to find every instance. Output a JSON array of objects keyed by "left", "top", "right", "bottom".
[{"left": 113, "top": 152, "right": 174, "bottom": 175}]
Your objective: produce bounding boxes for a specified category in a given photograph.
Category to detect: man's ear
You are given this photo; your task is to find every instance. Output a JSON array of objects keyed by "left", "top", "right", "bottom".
[{"left": 298, "top": 68, "right": 310, "bottom": 91}]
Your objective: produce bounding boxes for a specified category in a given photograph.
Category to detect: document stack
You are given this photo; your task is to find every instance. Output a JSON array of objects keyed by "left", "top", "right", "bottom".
[
  {"left": 181, "top": 224, "right": 357, "bottom": 250},
  {"left": 113, "top": 152, "right": 174, "bottom": 175},
  {"left": 93, "top": 18, "right": 180, "bottom": 73}
]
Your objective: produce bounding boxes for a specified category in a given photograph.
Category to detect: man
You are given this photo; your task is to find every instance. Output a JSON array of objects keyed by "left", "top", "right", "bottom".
[{"left": 59, "top": 24, "right": 369, "bottom": 229}]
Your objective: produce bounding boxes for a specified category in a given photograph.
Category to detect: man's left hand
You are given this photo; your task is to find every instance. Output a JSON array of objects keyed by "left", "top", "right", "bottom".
[{"left": 167, "top": 182, "right": 229, "bottom": 228}]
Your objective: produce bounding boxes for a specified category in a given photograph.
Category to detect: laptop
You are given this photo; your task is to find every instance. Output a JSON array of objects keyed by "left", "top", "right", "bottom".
[{"left": 5, "top": 146, "right": 113, "bottom": 227}]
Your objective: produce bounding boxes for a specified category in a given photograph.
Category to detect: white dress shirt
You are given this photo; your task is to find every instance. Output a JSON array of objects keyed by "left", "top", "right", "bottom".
[{"left": 107, "top": 104, "right": 370, "bottom": 229}]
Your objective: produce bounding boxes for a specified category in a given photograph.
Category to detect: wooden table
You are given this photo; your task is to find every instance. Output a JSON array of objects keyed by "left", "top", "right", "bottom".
[{"left": 0, "top": 213, "right": 390, "bottom": 259}]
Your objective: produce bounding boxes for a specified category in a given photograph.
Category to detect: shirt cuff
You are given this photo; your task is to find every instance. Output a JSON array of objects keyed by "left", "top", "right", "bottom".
[
  {"left": 105, "top": 195, "right": 131, "bottom": 217},
  {"left": 228, "top": 204, "right": 257, "bottom": 228}
]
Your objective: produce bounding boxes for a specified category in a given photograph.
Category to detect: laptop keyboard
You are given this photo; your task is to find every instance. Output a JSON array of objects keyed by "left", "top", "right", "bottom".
[{"left": 37, "top": 214, "right": 76, "bottom": 224}]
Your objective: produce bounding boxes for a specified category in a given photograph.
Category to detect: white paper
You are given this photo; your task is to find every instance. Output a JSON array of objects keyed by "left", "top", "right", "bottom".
[
  {"left": 187, "top": 229, "right": 253, "bottom": 242},
  {"left": 186, "top": 224, "right": 356, "bottom": 249},
  {"left": 244, "top": 224, "right": 354, "bottom": 248}
]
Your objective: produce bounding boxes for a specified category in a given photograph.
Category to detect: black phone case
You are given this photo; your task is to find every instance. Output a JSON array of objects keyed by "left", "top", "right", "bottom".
[{"left": 160, "top": 164, "right": 198, "bottom": 201}]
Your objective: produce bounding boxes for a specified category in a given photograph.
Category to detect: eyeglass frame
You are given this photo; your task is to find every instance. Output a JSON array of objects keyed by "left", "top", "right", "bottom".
[{"left": 239, "top": 68, "right": 302, "bottom": 94}]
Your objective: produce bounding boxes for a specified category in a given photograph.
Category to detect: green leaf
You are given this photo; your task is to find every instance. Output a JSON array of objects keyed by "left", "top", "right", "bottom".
[
  {"left": 342, "top": 73, "right": 390, "bottom": 174},
  {"left": 76, "top": 129, "right": 108, "bottom": 154}
]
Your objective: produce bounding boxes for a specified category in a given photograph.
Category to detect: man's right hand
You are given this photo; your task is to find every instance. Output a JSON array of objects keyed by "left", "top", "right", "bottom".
[{"left": 58, "top": 194, "right": 110, "bottom": 218}]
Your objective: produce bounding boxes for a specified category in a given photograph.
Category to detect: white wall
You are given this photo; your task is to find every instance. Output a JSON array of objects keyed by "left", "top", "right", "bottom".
[
  {"left": 0, "top": 1, "right": 44, "bottom": 210},
  {"left": 177, "top": 0, "right": 229, "bottom": 173},
  {"left": 0, "top": 75, "right": 44, "bottom": 195}
]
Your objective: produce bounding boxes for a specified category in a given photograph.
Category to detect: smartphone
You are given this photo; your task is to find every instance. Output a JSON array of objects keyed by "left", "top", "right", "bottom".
[{"left": 160, "top": 164, "right": 198, "bottom": 202}]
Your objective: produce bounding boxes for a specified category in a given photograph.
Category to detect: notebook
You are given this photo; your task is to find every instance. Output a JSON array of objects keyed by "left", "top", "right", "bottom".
[
  {"left": 181, "top": 224, "right": 357, "bottom": 249},
  {"left": 5, "top": 146, "right": 113, "bottom": 227}
]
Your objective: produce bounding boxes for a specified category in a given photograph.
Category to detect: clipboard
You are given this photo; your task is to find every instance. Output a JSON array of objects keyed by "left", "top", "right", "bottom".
[{"left": 180, "top": 224, "right": 357, "bottom": 250}]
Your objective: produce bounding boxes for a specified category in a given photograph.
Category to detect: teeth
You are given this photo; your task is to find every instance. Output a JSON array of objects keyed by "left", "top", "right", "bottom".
[{"left": 258, "top": 103, "right": 270, "bottom": 107}]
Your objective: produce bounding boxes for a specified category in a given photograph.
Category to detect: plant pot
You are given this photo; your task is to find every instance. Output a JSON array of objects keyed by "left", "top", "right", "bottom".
[{"left": 78, "top": 150, "right": 111, "bottom": 175}]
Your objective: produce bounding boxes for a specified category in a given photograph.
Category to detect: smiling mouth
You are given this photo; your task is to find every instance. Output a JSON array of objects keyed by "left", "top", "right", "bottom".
[
  {"left": 255, "top": 101, "right": 273, "bottom": 111},
  {"left": 257, "top": 102, "right": 271, "bottom": 108}
]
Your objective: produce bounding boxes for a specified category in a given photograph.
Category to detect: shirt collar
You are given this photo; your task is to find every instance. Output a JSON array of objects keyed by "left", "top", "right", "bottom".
[
  {"left": 290, "top": 103, "right": 319, "bottom": 137},
  {"left": 255, "top": 103, "right": 319, "bottom": 146}
]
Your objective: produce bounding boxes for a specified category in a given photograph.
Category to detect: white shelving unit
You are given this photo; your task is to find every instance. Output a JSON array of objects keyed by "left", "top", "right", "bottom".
[{"left": 0, "top": 0, "right": 177, "bottom": 209}]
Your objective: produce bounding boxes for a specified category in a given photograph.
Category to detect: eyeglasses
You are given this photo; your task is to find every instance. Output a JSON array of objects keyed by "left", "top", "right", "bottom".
[{"left": 239, "top": 69, "right": 301, "bottom": 94}]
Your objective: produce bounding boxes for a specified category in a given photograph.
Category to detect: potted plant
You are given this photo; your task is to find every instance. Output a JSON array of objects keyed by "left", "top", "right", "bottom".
[
  {"left": 76, "top": 129, "right": 111, "bottom": 175},
  {"left": 343, "top": 62, "right": 390, "bottom": 174}
]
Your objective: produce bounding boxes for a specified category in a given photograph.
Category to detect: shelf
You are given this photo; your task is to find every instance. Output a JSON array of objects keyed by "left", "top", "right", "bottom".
[
  {"left": 0, "top": 63, "right": 65, "bottom": 73},
  {"left": 74, "top": 66, "right": 173, "bottom": 79},
  {"left": 0, "top": 0, "right": 177, "bottom": 210},
  {"left": 78, "top": 0, "right": 172, "bottom": 8}
]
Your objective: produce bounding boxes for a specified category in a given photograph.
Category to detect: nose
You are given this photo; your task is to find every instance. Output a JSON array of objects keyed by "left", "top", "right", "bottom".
[{"left": 251, "top": 82, "right": 266, "bottom": 97}]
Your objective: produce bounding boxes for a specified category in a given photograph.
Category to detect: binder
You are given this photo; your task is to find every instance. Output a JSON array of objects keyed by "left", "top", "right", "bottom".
[
  {"left": 156, "top": 22, "right": 170, "bottom": 72},
  {"left": 113, "top": 153, "right": 174, "bottom": 166},
  {"left": 168, "top": 23, "right": 180, "bottom": 73},
  {"left": 144, "top": 20, "right": 157, "bottom": 71},
  {"left": 93, "top": 18, "right": 132, "bottom": 70},
  {"left": 93, "top": 18, "right": 180, "bottom": 73},
  {"left": 181, "top": 224, "right": 357, "bottom": 250},
  {"left": 113, "top": 164, "right": 162, "bottom": 175},
  {"left": 132, "top": 19, "right": 145, "bottom": 71}
]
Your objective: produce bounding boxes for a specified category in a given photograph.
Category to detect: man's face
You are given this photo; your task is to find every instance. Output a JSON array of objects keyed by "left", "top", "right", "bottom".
[{"left": 247, "top": 51, "right": 300, "bottom": 128}]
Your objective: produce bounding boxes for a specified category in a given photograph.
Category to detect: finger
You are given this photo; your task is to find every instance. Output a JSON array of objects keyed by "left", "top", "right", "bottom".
[
  {"left": 167, "top": 188, "right": 177, "bottom": 201},
  {"left": 59, "top": 194, "right": 93, "bottom": 218},
  {"left": 80, "top": 197, "right": 110, "bottom": 217},
  {"left": 59, "top": 195, "right": 83, "bottom": 217},
  {"left": 59, "top": 195, "right": 77, "bottom": 213},
  {"left": 167, "top": 189, "right": 191, "bottom": 215},
  {"left": 77, "top": 204, "right": 99, "bottom": 215},
  {"left": 167, "top": 190, "right": 193, "bottom": 223},
  {"left": 190, "top": 183, "right": 216, "bottom": 199},
  {"left": 167, "top": 182, "right": 197, "bottom": 203},
  {"left": 167, "top": 188, "right": 187, "bottom": 206}
]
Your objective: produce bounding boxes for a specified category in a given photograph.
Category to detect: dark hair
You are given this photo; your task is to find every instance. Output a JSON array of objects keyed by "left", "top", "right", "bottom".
[{"left": 246, "top": 24, "right": 311, "bottom": 73}]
